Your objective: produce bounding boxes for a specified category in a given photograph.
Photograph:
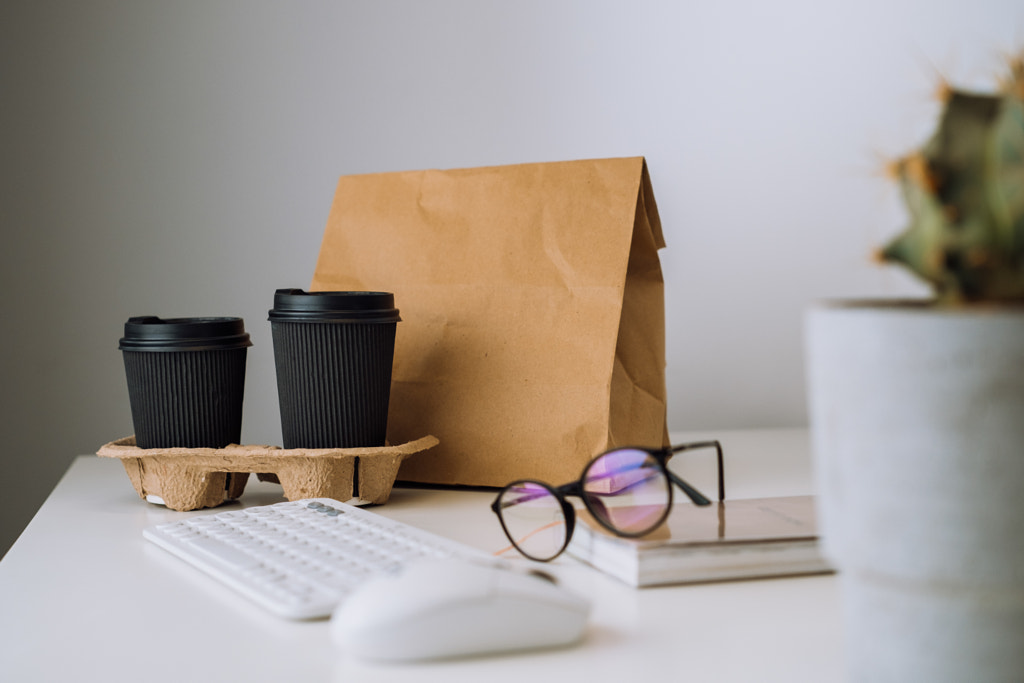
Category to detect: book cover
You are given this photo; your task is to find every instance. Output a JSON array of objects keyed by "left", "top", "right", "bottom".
[{"left": 566, "top": 495, "right": 833, "bottom": 587}]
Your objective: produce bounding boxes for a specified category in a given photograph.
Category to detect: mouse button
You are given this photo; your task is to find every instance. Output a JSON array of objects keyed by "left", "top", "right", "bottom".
[
  {"left": 367, "top": 560, "right": 500, "bottom": 620},
  {"left": 402, "top": 559, "right": 500, "bottom": 599},
  {"left": 331, "top": 559, "right": 505, "bottom": 642}
]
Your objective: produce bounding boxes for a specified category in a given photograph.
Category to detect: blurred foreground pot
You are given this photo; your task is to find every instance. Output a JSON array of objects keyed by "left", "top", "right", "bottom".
[{"left": 805, "top": 301, "right": 1024, "bottom": 683}]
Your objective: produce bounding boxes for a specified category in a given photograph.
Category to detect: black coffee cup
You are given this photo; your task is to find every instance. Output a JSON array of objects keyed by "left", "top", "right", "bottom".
[
  {"left": 269, "top": 289, "right": 400, "bottom": 449},
  {"left": 119, "top": 317, "right": 252, "bottom": 449}
]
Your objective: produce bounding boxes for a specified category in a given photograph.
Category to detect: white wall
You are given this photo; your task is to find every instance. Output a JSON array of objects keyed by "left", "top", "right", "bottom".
[{"left": 2, "top": 0, "right": 1020, "bottom": 556}]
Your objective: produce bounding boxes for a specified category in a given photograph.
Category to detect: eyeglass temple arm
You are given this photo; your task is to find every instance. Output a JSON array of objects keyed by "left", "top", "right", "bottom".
[{"left": 666, "top": 440, "right": 726, "bottom": 503}]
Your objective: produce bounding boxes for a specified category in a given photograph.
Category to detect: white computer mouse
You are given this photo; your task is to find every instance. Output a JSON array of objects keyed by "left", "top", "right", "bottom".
[{"left": 330, "top": 558, "right": 590, "bottom": 662}]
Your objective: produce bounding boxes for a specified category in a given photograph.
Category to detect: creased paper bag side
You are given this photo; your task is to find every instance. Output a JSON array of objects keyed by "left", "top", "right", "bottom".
[{"left": 609, "top": 159, "right": 670, "bottom": 450}]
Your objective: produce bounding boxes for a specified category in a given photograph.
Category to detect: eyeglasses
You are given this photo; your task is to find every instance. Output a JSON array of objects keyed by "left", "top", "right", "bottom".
[{"left": 491, "top": 441, "right": 725, "bottom": 562}]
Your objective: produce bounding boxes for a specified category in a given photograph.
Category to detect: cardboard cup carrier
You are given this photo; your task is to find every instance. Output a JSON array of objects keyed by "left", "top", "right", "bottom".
[{"left": 107, "top": 304, "right": 421, "bottom": 511}]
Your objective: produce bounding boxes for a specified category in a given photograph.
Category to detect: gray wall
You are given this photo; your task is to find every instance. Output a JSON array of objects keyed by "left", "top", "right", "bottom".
[{"left": 2, "top": 0, "right": 1019, "bottom": 556}]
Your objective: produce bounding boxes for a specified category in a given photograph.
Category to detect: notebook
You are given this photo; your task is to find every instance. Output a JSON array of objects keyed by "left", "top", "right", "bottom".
[{"left": 567, "top": 495, "right": 833, "bottom": 587}]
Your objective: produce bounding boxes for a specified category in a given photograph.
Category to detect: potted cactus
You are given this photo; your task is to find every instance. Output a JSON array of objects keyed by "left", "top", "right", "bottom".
[{"left": 805, "top": 55, "right": 1024, "bottom": 683}]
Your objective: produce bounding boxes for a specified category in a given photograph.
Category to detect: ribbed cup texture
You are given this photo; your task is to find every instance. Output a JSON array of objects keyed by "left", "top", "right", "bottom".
[
  {"left": 123, "top": 349, "right": 248, "bottom": 449},
  {"left": 271, "top": 321, "right": 397, "bottom": 449}
]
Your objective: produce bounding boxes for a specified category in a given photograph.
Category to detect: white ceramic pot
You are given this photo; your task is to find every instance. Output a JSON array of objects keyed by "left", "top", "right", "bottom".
[{"left": 805, "top": 301, "right": 1024, "bottom": 683}]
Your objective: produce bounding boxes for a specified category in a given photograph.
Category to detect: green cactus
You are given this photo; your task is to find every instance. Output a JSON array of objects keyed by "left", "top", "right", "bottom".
[{"left": 879, "top": 55, "right": 1024, "bottom": 304}]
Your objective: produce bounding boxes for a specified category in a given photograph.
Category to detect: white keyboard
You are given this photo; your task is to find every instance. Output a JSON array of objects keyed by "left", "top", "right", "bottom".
[{"left": 144, "top": 498, "right": 490, "bottom": 620}]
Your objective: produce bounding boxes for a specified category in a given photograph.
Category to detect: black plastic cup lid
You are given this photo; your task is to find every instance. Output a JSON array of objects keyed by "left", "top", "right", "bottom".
[
  {"left": 119, "top": 317, "right": 253, "bottom": 351},
  {"left": 268, "top": 289, "right": 401, "bottom": 323}
]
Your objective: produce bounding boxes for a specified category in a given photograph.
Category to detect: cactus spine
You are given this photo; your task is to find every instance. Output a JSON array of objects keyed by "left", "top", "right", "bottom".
[{"left": 880, "top": 55, "right": 1024, "bottom": 304}]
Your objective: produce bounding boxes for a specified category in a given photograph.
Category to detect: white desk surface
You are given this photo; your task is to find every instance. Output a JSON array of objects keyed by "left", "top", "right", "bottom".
[{"left": 0, "top": 429, "right": 845, "bottom": 682}]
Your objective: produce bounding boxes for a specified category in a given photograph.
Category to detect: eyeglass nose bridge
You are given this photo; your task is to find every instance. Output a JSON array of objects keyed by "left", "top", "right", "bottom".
[
  {"left": 558, "top": 477, "right": 624, "bottom": 535},
  {"left": 556, "top": 481, "right": 583, "bottom": 498},
  {"left": 547, "top": 483, "right": 579, "bottom": 534}
]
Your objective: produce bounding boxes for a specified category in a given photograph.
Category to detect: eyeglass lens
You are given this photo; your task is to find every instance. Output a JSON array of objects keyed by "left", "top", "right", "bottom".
[
  {"left": 582, "top": 448, "right": 671, "bottom": 535},
  {"left": 496, "top": 482, "right": 567, "bottom": 561}
]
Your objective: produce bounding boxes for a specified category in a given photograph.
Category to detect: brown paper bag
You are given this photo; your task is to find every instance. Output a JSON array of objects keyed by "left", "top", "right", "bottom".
[{"left": 311, "top": 156, "right": 668, "bottom": 487}]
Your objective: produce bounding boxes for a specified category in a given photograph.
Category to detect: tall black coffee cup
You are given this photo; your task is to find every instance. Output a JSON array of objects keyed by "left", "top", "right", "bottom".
[
  {"left": 119, "top": 317, "right": 252, "bottom": 449},
  {"left": 269, "top": 289, "right": 400, "bottom": 449}
]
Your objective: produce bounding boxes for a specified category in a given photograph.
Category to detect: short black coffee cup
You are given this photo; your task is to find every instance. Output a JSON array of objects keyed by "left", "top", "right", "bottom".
[
  {"left": 269, "top": 289, "right": 400, "bottom": 449},
  {"left": 119, "top": 317, "right": 252, "bottom": 449}
]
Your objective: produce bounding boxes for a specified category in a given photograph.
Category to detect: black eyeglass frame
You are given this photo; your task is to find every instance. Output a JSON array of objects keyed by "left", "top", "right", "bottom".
[{"left": 490, "top": 440, "right": 725, "bottom": 562}]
